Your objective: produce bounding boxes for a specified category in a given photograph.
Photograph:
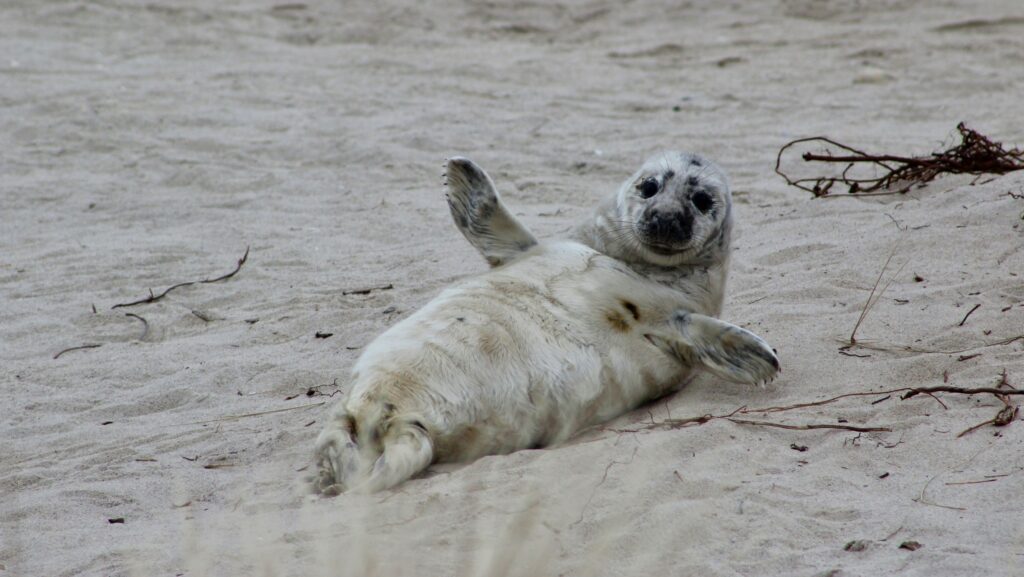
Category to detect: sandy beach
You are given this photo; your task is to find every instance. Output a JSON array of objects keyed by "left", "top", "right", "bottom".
[{"left": 3, "top": 1, "right": 1024, "bottom": 575}]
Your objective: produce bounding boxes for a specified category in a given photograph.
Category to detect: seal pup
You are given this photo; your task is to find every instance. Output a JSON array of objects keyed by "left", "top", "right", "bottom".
[
  {"left": 447, "top": 151, "right": 732, "bottom": 312},
  {"left": 314, "top": 153, "right": 778, "bottom": 494}
]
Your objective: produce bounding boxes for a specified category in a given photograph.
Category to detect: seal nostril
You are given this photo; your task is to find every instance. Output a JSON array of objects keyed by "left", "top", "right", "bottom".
[
  {"left": 644, "top": 208, "right": 689, "bottom": 241},
  {"left": 651, "top": 212, "right": 670, "bottom": 237}
]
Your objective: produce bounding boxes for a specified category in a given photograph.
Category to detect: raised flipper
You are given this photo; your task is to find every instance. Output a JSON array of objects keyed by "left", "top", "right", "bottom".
[
  {"left": 645, "top": 311, "right": 780, "bottom": 386},
  {"left": 444, "top": 157, "right": 538, "bottom": 267}
]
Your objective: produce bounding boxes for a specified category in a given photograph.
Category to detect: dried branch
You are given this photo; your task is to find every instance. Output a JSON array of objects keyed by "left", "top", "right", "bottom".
[
  {"left": 744, "top": 387, "right": 943, "bottom": 414},
  {"left": 847, "top": 247, "right": 908, "bottom": 346},
  {"left": 957, "top": 304, "right": 981, "bottom": 327},
  {"left": 745, "top": 381, "right": 1024, "bottom": 418},
  {"left": 607, "top": 406, "right": 889, "bottom": 435},
  {"left": 570, "top": 446, "right": 639, "bottom": 528},
  {"left": 53, "top": 344, "right": 102, "bottom": 359},
  {"left": 605, "top": 406, "right": 746, "bottom": 433},
  {"left": 124, "top": 312, "right": 149, "bottom": 341},
  {"left": 112, "top": 246, "right": 249, "bottom": 309},
  {"left": 845, "top": 333, "right": 1024, "bottom": 355},
  {"left": 900, "top": 385, "right": 1024, "bottom": 400},
  {"left": 726, "top": 418, "right": 890, "bottom": 433},
  {"left": 603, "top": 372, "right": 1019, "bottom": 444},
  {"left": 914, "top": 471, "right": 967, "bottom": 511},
  {"left": 955, "top": 370, "right": 1020, "bottom": 437},
  {"left": 284, "top": 378, "right": 342, "bottom": 401},
  {"left": 191, "top": 309, "right": 215, "bottom": 322},
  {"left": 776, "top": 123, "right": 1024, "bottom": 197},
  {"left": 945, "top": 478, "right": 998, "bottom": 486},
  {"left": 342, "top": 283, "right": 394, "bottom": 296},
  {"left": 181, "top": 400, "right": 325, "bottom": 426},
  {"left": 956, "top": 406, "right": 1017, "bottom": 438}
]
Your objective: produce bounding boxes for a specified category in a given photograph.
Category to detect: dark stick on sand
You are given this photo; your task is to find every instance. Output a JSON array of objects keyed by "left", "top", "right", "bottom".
[{"left": 112, "top": 246, "right": 250, "bottom": 309}]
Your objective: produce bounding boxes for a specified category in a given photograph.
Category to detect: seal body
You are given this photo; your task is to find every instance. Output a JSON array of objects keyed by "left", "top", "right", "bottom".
[
  {"left": 314, "top": 153, "right": 778, "bottom": 493},
  {"left": 339, "top": 242, "right": 695, "bottom": 464}
]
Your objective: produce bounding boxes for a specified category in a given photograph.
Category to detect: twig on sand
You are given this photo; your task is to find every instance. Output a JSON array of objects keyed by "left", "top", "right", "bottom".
[
  {"left": 914, "top": 472, "right": 967, "bottom": 511},
  {"left": 571, "top": 446, "right": 639, "bottom": 528},
  {"left": 957, "top": 304, "right": 981, "bottom": 327},
  {"left": 776, "top": 123, "right": 1024, "bottom": 197},
  {"left": 112, "top": 246, "right": 250, "bottom": 309},
  {"left": 599, "top": 373, "right": 1019, "bottom": 448},
  {"left": 900, "top": 383, "right": 1024, "bottom": 400},
  {"left": 691, "top": 376, "right": 1021, "bottom": 437},
  {"left": 846, "top": 333, "right": 1024, "bottom": 355},
  {"left": 881, "top": 524, "right": 905, "bottom": 542},
  {"left": 844, "top": 246, "right": 909, "bottom": 348},
  {"left": 191, "top": 309, "right": 214, "bottom": 322},
  {"left": 284, "top": 378, "right": 342, "bottom": 401},
  {"left": 871, "top": 395, "right": 892, "bottom": 405},
  {"left": 342, "top": 283, "right": 394, "bottom": 296},
  {"left": 607, "top": 405, "right": 889, "bottom": 435},
  {"left": 745, "top": 391, "right": 890, "bottom": 414},
  {"left": 914, "top": 390, "right": 950, "bottom": 410},
  {"left": 743, "top": 387, "right": 943, "bottom": 414},
  {"left": 725, "top": 418, "right": 890, "bottom": 433},
  {"left": 180, "top": 400, "right": 325, "bottom": 426},
  {"left": 746, "top": 382, "right": 1022, "bottom": 417},
  {"left": 53, "top": 344, "right": 102, "bottom": 359},
  {"left": 955, "top": 370, "right": 1020, "bottom": 437},
  {"left": 945, "top": 478, "right": 998, "bottom": 486},
  {"left": 124, "top": 312, "right": 149, "bottom": 340},
  {"left": 604, "top": 406, "right": 746, "bottom": 433}
]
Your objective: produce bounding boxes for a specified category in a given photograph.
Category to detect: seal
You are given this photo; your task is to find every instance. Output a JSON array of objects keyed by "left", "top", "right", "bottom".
[
  {"left": 313, "top": 153, "right": 778, "bottom": 494},
  {"left": 447, "top": 151, "right": 732, "bottom": 313}
]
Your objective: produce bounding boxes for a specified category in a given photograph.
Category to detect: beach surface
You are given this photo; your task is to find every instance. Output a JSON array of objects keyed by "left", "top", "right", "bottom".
[{"left": 3, "top": 1, "right": 1024, "bottom": 575}]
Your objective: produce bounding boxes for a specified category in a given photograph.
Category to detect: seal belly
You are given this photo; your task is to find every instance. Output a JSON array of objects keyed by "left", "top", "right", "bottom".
[{"left": 345, "top": 241, "right": 695, "bottom": 461}]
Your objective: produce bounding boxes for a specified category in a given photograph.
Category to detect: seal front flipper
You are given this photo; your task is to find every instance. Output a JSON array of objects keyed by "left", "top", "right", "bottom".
[
  {"left": 645, "top": 312, "right": 780, "bottom": 386},
  {"left": 444, "top": 157, "right": 538, "bottom": 267}
]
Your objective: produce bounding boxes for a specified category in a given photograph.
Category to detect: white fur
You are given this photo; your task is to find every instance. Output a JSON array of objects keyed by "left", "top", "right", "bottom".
[{"left": 314, "top": 153, "right": 777, "bottom": 494}]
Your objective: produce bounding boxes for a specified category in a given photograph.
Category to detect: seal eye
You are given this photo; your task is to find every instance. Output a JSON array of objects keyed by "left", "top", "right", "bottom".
[
  {"left": 692, "top": 191, "right": 714, "bottom": 213},
  {"left": 637, "top": 179, "right": 659, "bottom": 199}
]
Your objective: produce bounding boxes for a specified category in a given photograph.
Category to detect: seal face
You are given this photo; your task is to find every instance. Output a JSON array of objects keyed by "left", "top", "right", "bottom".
[
  {"left": 576, "top": 151, "right": 732, "bottom": 271},
  {"left": 572, "top": 151, "right": 733, "bottom": 316},
  {"left": 313, "top": 152, "right": 777, "bottom": 494},
  {"left": 620, "top": 152, "right": 731, "bottom": 266}
]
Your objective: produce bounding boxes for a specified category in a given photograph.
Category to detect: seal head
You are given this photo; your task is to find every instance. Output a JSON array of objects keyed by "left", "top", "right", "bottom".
[{"left": 615, "top": 151, "right": 731, "bottom": 267}]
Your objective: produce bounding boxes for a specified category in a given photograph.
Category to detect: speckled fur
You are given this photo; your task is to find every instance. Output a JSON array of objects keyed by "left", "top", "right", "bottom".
[{"left": 314, "top": 153, "right": 777, "bottom": 494}]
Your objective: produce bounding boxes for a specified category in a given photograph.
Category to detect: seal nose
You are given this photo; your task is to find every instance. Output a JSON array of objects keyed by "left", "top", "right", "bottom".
[{"left": 645, "top": 207, "right": 692, "bottom": 244}]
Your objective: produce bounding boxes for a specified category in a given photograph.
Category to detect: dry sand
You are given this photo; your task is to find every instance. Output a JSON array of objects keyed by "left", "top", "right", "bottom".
[{"left": 3, "top": 1, "right": 1024, "bottom": 575}]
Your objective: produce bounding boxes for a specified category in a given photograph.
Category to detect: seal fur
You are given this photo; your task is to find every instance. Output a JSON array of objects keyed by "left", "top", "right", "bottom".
[{"left": 314, "top": 153, "right": 778, "bottom": 494}]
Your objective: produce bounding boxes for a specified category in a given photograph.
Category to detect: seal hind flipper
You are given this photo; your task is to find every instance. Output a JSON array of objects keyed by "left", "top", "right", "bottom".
[
  {"left": 314, "top": 407, "right": 365, "bottom": 495},
  {"left": 444, "top": 157, "right": 538, "bottom": 267},
  {"left": 352, "top": 418, "right": 433, "bottom": 493},
  {"left": 645, "top": 312, "right": 780, "bottom": 386},
  {"left": 315, "top": 402, "right": 435, "bottom": 494}
]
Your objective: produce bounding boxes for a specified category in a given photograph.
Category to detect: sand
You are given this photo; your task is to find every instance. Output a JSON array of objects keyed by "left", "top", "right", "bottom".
[{"left": 3, "top": 1, "right": 1024, "bottom": 575}]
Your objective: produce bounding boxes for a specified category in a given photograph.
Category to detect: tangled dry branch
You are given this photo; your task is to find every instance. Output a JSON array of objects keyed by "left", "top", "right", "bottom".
[
  {"left": 605, "top": 375, "right": 1021, "bottom": 439},
  {"left": 776, "top": 123, "right": 1024, "bottom": 197}
]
